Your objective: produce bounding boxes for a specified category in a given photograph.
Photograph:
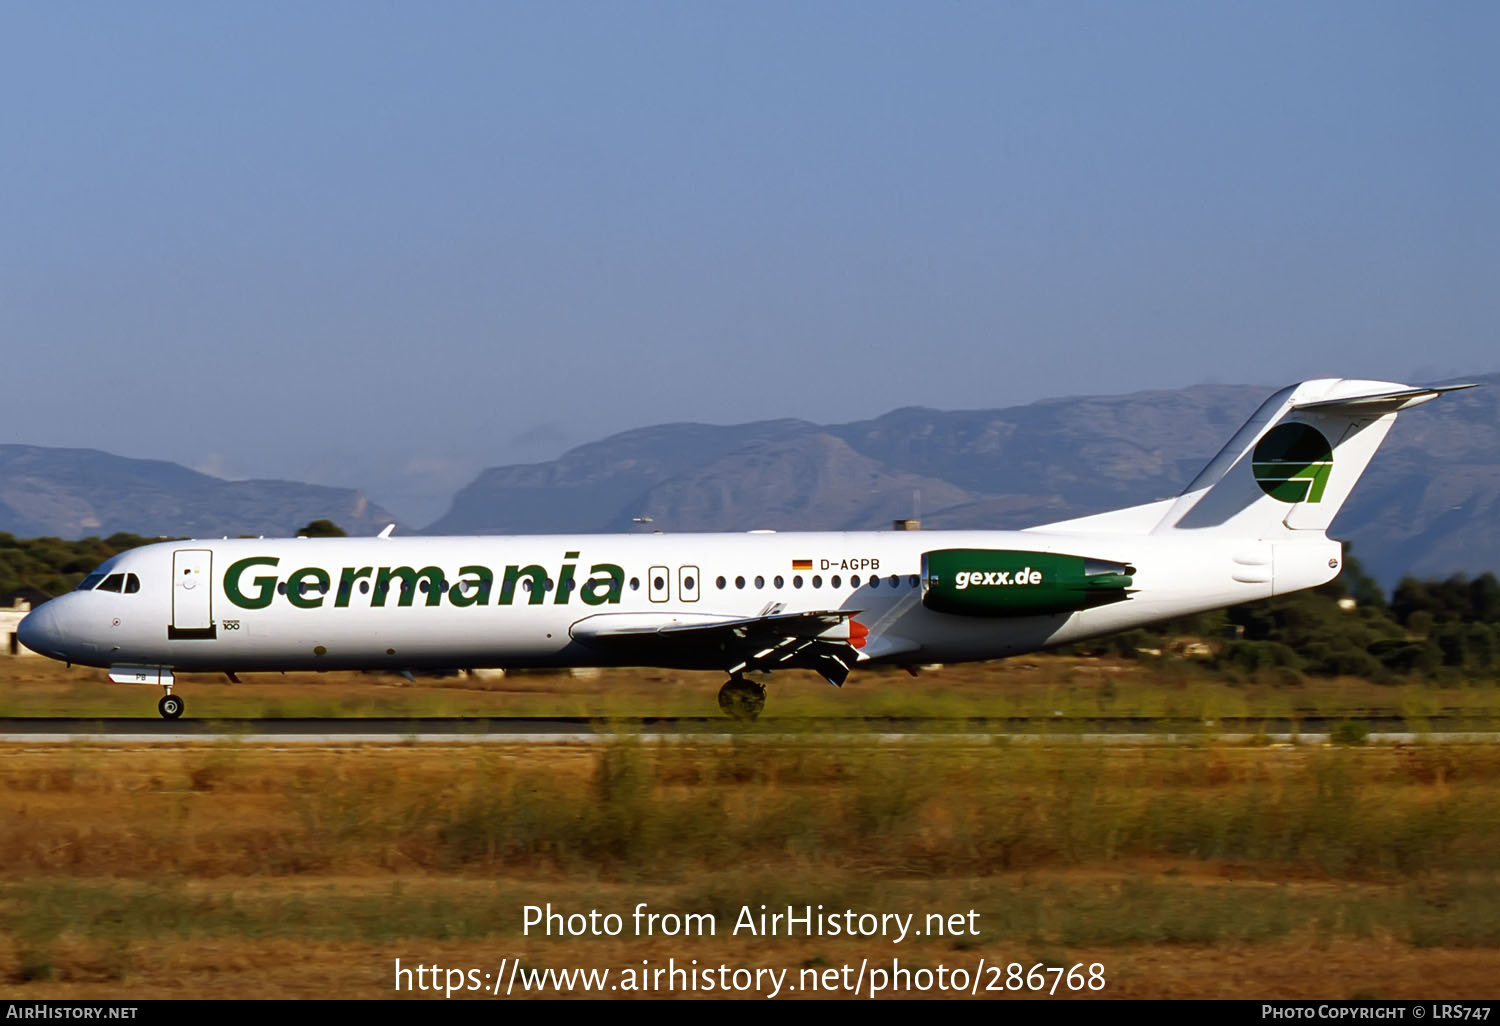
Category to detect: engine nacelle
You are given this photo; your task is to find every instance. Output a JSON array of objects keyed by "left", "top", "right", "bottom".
[{"left": 921, "top": 548, "right": 1135, "bottom": 617}]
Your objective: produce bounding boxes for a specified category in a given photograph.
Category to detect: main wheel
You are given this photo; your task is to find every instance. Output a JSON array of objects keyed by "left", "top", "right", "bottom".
[
  {"left": 717, "top": 678, "right": 765, "bottom": 720},
  {"left": 158, "top": 694, "right": 185, "bottom": 720}
]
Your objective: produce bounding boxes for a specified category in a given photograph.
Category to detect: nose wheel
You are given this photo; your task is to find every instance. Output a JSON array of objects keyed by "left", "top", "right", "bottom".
[
  {"left": 158, "top": 693, "right": 185, "bottom": 720},
  {"left": 717, "top": 676, "right": 765, "bottom": 720}
]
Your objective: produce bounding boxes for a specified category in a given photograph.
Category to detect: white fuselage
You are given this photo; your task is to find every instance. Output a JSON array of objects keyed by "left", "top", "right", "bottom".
[{"left": 19, "top": 528, "right": 1341, "bottom": 675}]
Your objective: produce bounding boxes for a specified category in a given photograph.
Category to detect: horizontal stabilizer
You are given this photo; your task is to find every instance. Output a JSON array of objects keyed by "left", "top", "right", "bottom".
[{"left": 1292, "top": 382, "right": 1477, "bottom": 414}]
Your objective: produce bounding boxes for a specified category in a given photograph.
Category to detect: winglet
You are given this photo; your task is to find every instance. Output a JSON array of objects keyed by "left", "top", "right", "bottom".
[{"left": 377, "top": 524, "right": 395, "bottom": 539}]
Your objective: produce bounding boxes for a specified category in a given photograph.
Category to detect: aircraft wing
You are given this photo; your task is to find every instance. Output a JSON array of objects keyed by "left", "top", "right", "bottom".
[{"left": 570, "top": 608, "right": 865, "bottom": 686}]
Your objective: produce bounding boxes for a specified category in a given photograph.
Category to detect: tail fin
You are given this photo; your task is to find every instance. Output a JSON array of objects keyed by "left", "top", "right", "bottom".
[{"left": 1155, "top": 378, "right": 1474, "bottom": 537}]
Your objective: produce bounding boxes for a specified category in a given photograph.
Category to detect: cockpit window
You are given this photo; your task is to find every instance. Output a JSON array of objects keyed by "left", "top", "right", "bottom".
[{"left": 87, "top": 572, "right": 141, "bottom": 595}]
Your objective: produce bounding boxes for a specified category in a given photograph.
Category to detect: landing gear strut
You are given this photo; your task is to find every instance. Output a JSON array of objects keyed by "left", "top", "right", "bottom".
[
  {"left": 158, "top": 690, "right": 184, "bottom": 720},
  {"left": 717, "top": 676, "right": 765, "bottom": 720}
]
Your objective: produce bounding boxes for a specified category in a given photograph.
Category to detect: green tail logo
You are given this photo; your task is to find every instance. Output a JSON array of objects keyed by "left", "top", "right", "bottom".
[{"left": 1252, "top": 422, "right": 1332, "bottom": 503}]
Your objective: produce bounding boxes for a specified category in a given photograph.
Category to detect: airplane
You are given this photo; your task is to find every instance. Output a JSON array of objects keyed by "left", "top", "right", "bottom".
[{"left": 18, "top": 377, "right": 1473, "bottom": 720}]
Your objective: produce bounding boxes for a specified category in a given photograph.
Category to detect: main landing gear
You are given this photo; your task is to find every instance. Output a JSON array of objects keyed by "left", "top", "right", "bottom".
[{"left": 717, "top": 675, "right": 765, "bottom": 720}]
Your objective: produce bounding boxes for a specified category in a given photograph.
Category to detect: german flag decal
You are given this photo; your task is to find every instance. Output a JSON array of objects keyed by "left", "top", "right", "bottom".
[{"left": 792, "top": 559, "right": 813, "bottom": 571}]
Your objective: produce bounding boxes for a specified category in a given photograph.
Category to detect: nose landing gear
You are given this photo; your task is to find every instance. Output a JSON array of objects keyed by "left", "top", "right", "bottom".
[
  {"left": 157, "top": 690, "right": 184, "bottom": 720},
  {"left": 107, "top": 666, "right": 184, "bottom": 720},
  {"left": 716, "top": 675, "right": 765, "bottom": 720}
]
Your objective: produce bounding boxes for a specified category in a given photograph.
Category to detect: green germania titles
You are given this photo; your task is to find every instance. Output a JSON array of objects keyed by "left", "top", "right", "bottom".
[{"left": 223, "top": 551, "right": 624, "bottom": 610}]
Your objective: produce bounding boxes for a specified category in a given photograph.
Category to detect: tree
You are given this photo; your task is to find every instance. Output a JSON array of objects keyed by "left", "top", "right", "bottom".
[
  {"left": 1340, "top": 550, "right": 1388, "bottom": 610},
  {"left": 1471, "top": 574, "right": 1500, "bottom": 623},
  {"left": 296, "top": 519, "right": 347, "bottom": 538},
  {"left": 1391, "top": 577, "right": 1430, "bottom": 626}
]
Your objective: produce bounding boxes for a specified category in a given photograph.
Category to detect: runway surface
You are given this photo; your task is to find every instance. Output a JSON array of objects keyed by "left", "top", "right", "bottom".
[{"left": 1, "top": 715, "right": 1496, "bottom": 745}]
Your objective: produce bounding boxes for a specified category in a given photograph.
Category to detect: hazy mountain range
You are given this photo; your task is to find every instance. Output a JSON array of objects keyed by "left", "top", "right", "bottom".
[
  {"left": 0, "top": 446, "right": 399, "bottom": 540},
  {"left": 5, "top": 375, "right": 1496, "bottom": 588}
]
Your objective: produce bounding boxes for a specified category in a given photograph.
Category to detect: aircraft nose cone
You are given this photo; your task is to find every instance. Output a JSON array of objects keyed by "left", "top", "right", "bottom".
[{"left": 17, "top": 601, "right": 65, "bottom": 659}]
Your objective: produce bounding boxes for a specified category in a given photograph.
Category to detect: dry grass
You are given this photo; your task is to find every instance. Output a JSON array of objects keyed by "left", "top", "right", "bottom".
[
  {"left": 4, "top": 653, "right": 1500, "bottom": 720},
  {"left": 5, "top": 655, "right": 1499, "bottom": 998},
  {"left": 0, "top": 738, "right": 1498, "bottom": 998},
  {"left": 5, "top": 742, "right": 1500, "bottom": 878}
]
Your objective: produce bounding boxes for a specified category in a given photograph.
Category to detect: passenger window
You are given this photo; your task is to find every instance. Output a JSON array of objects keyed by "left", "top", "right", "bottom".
[
  {"left": 716, "top": 576, "right": 727, "bottom": 589},
  {"left": 754, "top": 576, "right": 764, "bottom": 589},
  {"left": 97, "top": 574, "right": 125, "bottom": 593},
  {"left": 735, "top": 576, "right": 745, "bottom": 589},
  {"left": 870, "top": 576, "right": 880, "bottom": 589},
  {"left": 793, "top": 576, "right": 803, "bottom": 588},
  {"left": 630, "top": 578, "right": 640, "bottom": 590},
  {"left": 812, "top": 575, "right": 822, "bottom": 588},
  {"left": 77, "top": 573, "right": 106, "bottom": 591},
  {"left": 125, "top": 574, "right": 141, "bottom": 594},
  {"left": 909, "top": 575, "right": 919, "bottom": 587},
  {"left": 774, "top": 575, "right": 784, "bottom": 588},
  {"left": 851, "top": 575, "right": 860, "bottom": 588},
  {"left": 889, "top": 575, "right": 899, "bottom": 588},
  {"left": 832, "top": 575, "right": 842, "bottom": 588}
]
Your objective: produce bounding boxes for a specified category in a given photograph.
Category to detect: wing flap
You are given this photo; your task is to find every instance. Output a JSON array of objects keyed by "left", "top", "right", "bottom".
[
  {"left": 571, "top": 609, "right": 856, "bottom": 643},
  {"left": 660, "top": 609, "right": 855, "bottom": 641}
]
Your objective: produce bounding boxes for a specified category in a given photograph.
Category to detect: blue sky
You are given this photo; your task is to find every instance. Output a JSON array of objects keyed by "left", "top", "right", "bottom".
[{"left": 3, "top": 2, "right": 1496, "bottom": 523}]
